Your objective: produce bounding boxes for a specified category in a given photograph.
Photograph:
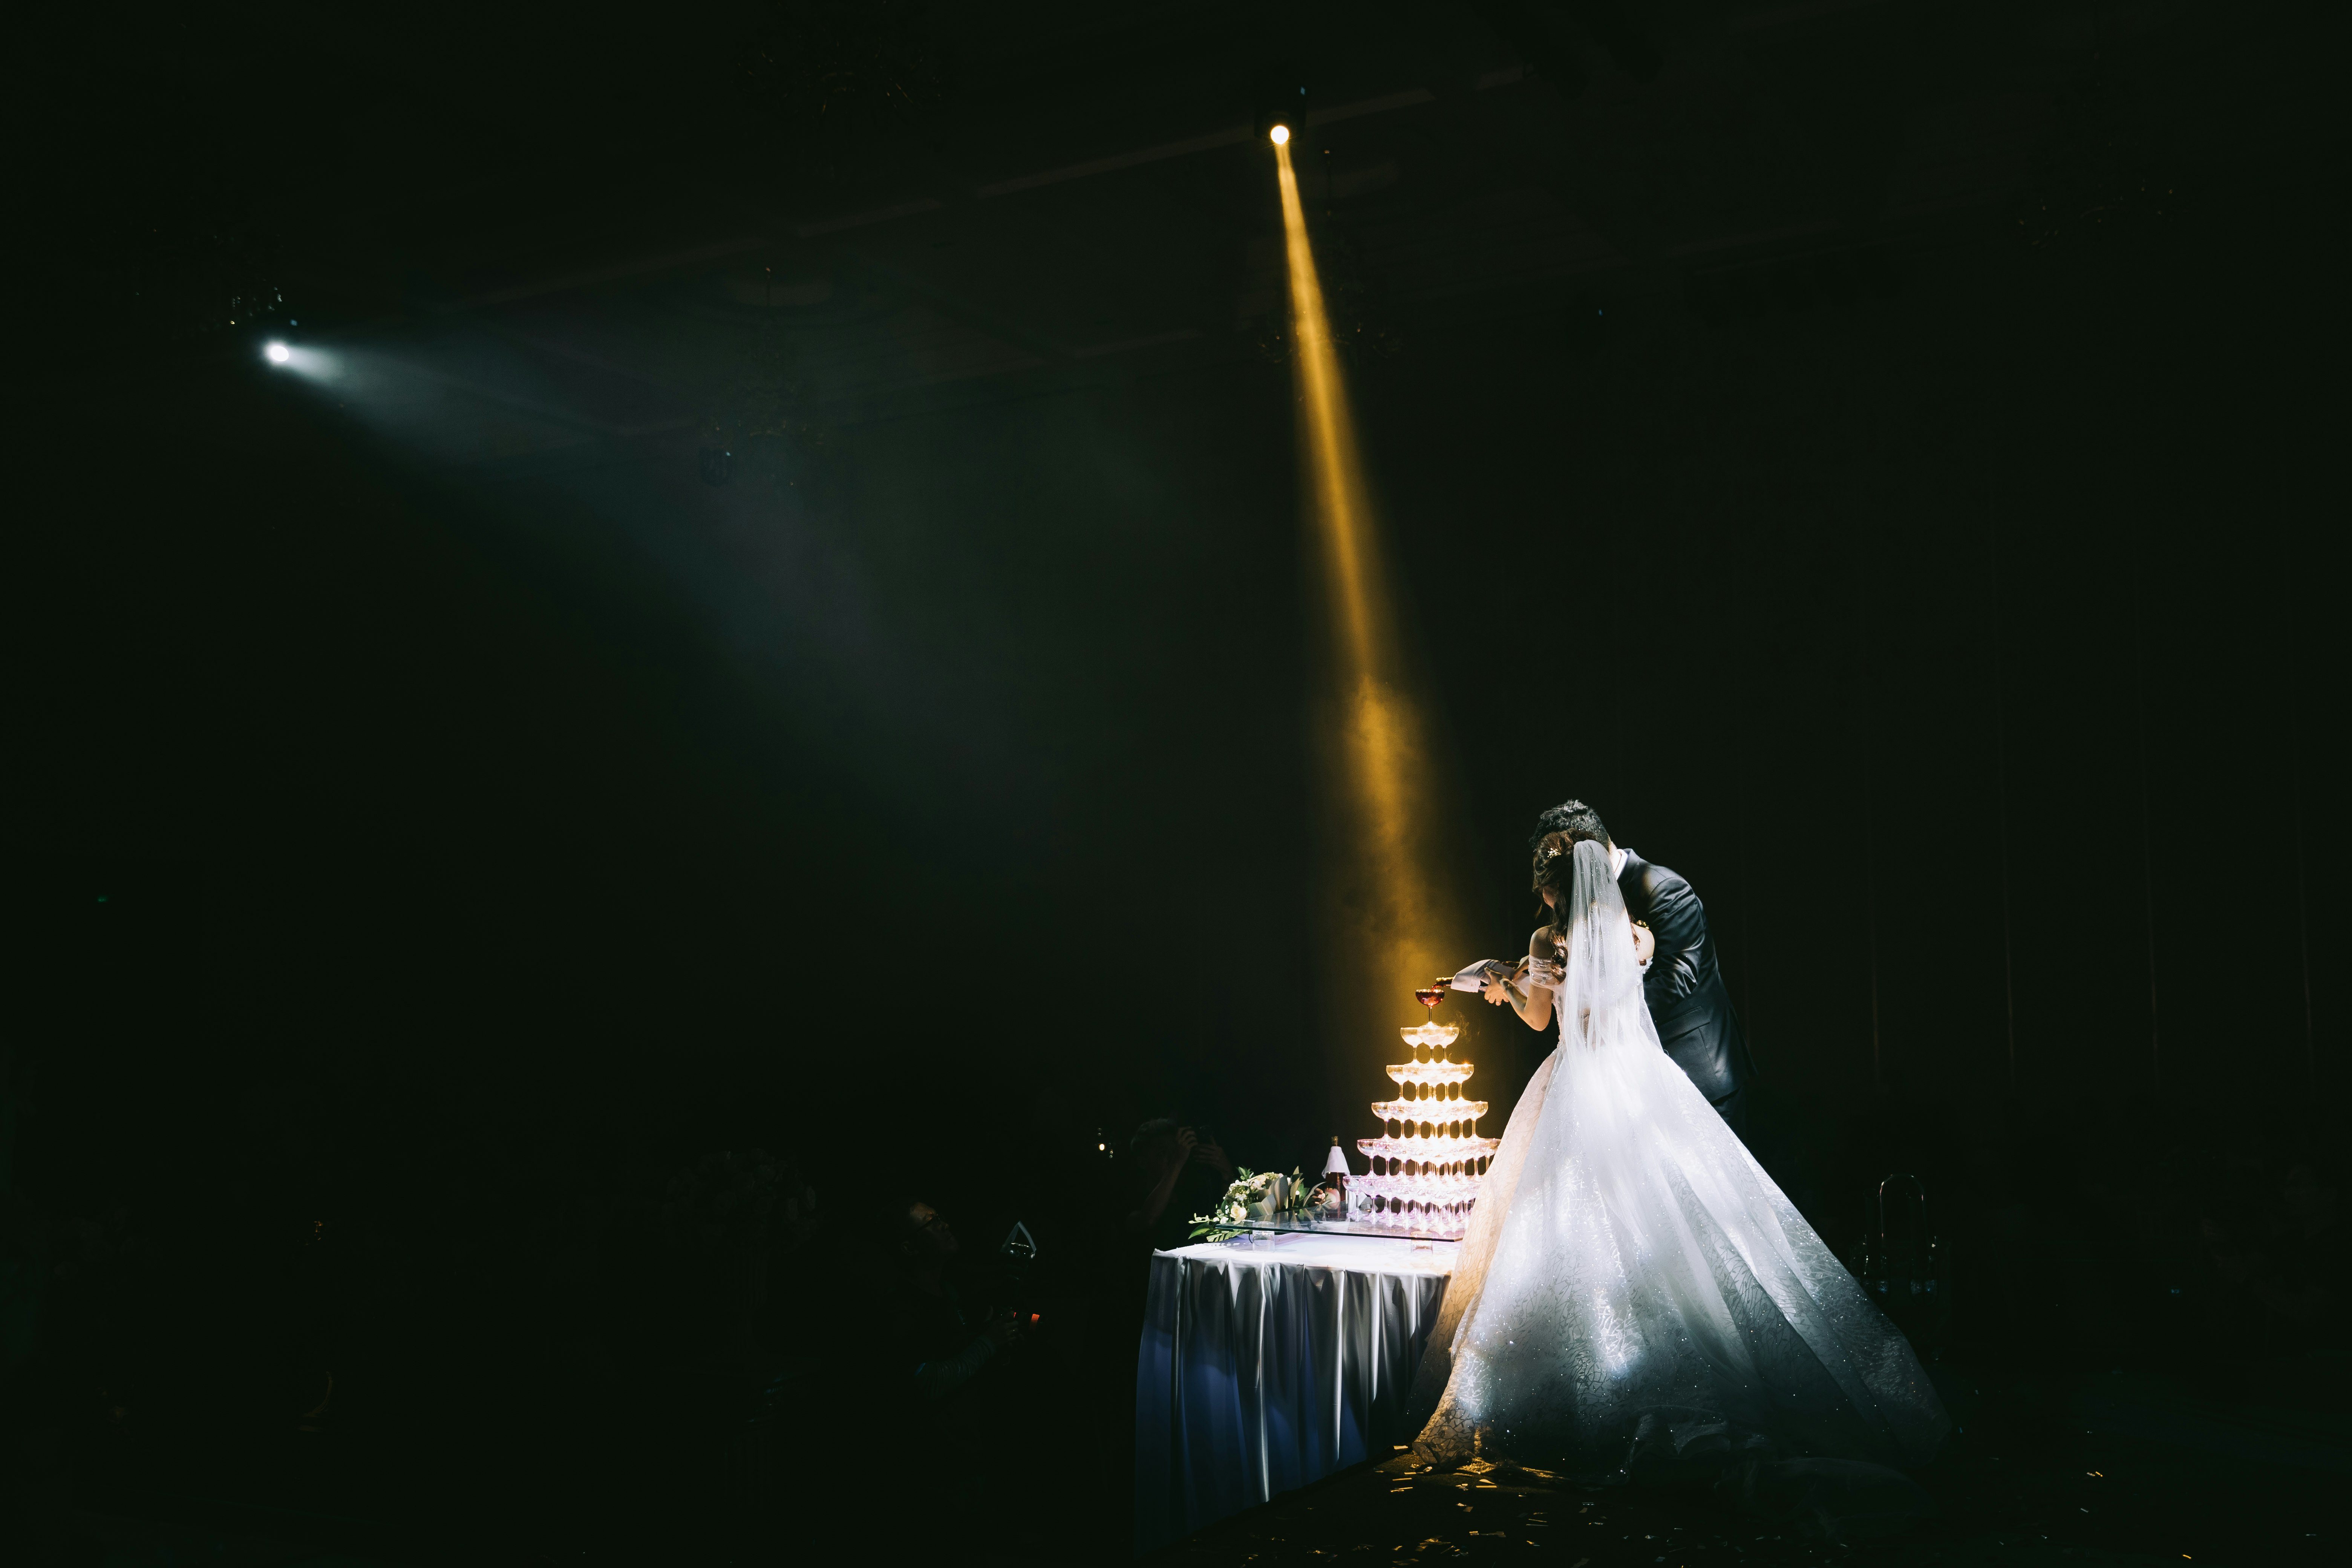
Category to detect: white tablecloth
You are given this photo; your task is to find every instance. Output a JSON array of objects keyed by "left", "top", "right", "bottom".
[{"left": 1134, "top": 1232, "right": 1456, "bottom": 1552}]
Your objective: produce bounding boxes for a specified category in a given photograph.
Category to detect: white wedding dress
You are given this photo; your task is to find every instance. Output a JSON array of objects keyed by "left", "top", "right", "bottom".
[{"left": 1411, "top": 840, "right": 1948, "bottom": 1473}]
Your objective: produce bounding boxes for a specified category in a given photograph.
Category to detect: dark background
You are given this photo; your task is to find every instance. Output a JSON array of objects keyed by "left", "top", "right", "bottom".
[{"left": 3, "top": 0, "right": 2345, "bottom": 1555}]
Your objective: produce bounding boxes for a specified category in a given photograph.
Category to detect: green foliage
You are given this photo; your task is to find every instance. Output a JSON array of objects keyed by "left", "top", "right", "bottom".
[{"left": 1188, "top": 1165, "right": 1315, "bottom": 1242}]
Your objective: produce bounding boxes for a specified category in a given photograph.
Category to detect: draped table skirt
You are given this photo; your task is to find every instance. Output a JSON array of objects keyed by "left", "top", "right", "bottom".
[{"left": 1134, "top": 1233, "right": 1456, "bottom": 1553}]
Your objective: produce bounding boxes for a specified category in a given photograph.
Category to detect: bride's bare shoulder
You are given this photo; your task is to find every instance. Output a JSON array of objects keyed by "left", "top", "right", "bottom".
[{"left": 1528, "top": 927, "right": 1559, "bottom": 960}]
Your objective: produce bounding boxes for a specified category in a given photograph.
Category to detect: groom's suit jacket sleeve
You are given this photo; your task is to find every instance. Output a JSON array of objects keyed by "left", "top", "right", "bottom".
[
  {"left": 1629, "top": 861, "right": 1709, "bottom": 1019},
  {"left": 1621, "top": 853, "right": 1751, "bottom": 1103}
]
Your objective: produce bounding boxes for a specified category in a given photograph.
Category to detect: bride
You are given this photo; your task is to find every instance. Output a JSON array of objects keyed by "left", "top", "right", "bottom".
[{"left": 1410, "top": 835, "right": 1948, "bottom": 1473}]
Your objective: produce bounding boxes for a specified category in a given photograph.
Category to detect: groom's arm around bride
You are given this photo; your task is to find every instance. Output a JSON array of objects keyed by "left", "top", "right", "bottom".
[{"left": 1619, "top": 849, "right": 1757, "bottom": 1136}]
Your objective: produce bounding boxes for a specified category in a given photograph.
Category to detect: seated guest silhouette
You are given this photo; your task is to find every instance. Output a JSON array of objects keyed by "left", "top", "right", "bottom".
[{"left": 891, "top": 1200, "right": 1020, "bottom": 1406}]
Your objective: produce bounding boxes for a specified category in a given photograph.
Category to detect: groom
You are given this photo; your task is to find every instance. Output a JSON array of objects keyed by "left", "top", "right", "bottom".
[{"left": 1530, "top": 799, "right": 1757, "bottom": 1138}]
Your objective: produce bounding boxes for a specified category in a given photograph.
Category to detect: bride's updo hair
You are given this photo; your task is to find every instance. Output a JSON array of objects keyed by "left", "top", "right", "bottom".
[
  {"left": 1531, "top": 830, "right": 1583, "bottom": 941},
  {"left": 1527, "top": 798, "right": 1609, "bottom": 854},
  {"left": 1531, "top": 798, "right": 1612, "bottom": 938}
]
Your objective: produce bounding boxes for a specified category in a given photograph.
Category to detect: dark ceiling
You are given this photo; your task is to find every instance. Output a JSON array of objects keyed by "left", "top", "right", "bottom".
[{"left": 42, "top": 1, "right": 2317, "bottom": 457}]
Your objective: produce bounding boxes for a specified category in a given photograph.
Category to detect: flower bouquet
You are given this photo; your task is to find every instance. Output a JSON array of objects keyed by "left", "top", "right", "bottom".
[{"left": 1189, "top": 1165, "right": 1317, "bottom": 1242}]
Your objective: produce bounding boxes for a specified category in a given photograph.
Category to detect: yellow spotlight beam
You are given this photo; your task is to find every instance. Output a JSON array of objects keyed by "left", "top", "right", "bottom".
[
  {"left": 1276, "top": 136, "right": 1377, "bottom": 682},
  {"left": 1273, "top": 134, "right": 1467, "bottom": 1047}
]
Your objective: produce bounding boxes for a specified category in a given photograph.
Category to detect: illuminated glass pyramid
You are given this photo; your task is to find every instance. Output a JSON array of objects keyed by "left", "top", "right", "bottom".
[{"left": 1349, "top": 984, "right": 1500, "bottom": 1237}]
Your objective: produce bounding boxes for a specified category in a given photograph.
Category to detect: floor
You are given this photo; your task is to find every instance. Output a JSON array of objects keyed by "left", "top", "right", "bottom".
[
  {"left": 18, "top": 1358, "right": 2344, "bottom": 1564},
  {"left": 1143, "top": 1363, "right": 2346, "bottom": 1568}
]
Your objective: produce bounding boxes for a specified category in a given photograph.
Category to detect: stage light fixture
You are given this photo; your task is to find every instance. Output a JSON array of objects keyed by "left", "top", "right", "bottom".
[
  {"left": 264, "top": 341, "right": 291, "bottom": 364},
  {"left": 1269, "top": 124, "right": 1291, "bottom": 145}
]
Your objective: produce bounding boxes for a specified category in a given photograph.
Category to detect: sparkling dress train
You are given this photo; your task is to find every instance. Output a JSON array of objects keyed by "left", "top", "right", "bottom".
[{"left": 1410, "top": 840, "right": 1948, "bottom": 1473}]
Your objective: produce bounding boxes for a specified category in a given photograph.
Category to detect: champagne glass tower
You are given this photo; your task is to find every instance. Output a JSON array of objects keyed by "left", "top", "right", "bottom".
[{"left": 1351, "top": 983, "right": 1501, "bottom": 1237}]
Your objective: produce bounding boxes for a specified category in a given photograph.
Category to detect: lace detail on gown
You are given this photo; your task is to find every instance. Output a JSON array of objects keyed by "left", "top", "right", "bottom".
[{"left": 1411, "top": 841, "right": 1947, "bottom": 1474}]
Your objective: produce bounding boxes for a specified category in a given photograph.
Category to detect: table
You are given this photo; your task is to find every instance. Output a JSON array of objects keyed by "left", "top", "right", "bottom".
[{"left": 1134, "top": 1231, "right": 1456, "bottom": 1552}]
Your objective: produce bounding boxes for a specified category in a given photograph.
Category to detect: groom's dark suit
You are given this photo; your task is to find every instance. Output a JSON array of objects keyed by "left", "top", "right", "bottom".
[{"left": 1619, "top": 850, "right": 1756, "bottom": 1135}]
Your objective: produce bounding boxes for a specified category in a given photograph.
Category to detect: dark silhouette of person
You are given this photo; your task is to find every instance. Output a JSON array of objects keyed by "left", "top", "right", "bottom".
[
  {"left": 1122, "top": 1119, "right": 1234, "bottom": 1257},
  {"left": 890, "top": 1200, "right": 1020, "bottom": 1408}
]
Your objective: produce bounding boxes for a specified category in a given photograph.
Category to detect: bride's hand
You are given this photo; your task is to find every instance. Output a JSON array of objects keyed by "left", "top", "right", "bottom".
[
  {"left": 1631, "top": 924, "right": 1656, "bottom": 966},
  {"left": 1481, "top": 979, "right": 1514, "bottom": 1006}
]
